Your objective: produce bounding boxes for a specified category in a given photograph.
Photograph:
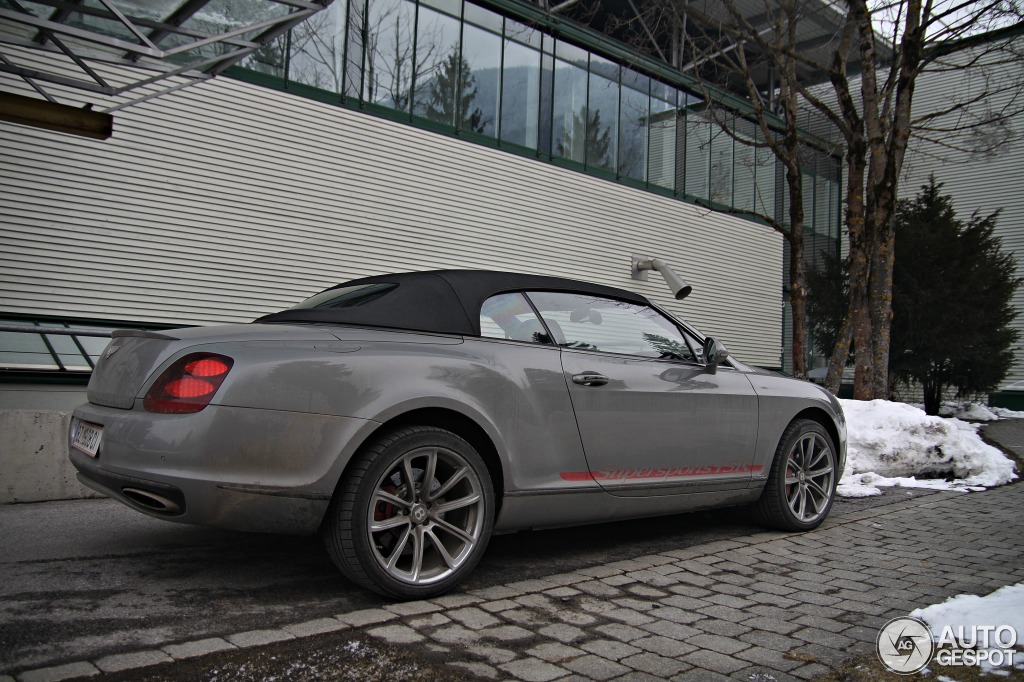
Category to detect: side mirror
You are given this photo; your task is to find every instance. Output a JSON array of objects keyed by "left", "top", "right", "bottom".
[{"left": 703, "top": 337, "right": 729, "bottom": 374}]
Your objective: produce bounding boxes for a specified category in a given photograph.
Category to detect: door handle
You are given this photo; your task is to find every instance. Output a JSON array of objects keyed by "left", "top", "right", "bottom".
[{"left": 572, "top": 372, "right": 609, "bottom": 387}]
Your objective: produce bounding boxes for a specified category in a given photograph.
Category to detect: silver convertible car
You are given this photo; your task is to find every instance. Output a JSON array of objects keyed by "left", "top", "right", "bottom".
[{"left": 70, "top": 270, "right": 846, "bottom": 599}]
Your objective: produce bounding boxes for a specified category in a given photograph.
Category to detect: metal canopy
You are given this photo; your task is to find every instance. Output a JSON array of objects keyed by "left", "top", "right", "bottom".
[{"left": 0, "top": 0, "right": 333, "bottom": 113}]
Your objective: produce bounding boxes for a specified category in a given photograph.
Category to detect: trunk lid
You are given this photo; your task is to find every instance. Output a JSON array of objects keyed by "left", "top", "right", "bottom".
[{"left": 86, "top": 324, "right": 340, "bottom": 409}]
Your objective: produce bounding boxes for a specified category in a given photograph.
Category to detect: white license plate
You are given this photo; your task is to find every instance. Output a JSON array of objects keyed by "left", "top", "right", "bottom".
[{"left": 71, "top": 419, "right": 103, "bottom": 457}]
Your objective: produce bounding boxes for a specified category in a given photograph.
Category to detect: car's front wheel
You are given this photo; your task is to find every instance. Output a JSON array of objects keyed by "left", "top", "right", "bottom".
[
  {"left": 753, "top": 419, "right": 837, "bottom": 531},
  {"left": 323, "top": 426, "right": 494, "bottom": 599}
]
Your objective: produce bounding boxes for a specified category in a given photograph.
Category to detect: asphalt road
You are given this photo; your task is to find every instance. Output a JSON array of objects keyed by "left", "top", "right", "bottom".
[{"left": 0, "top": 487, "right": 936, "bottom": 676}]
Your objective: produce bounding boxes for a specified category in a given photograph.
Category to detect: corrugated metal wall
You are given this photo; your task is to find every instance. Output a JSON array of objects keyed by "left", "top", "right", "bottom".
[
  {"left": 902, "top": 51, "right": 1024, "bottom": 389},
  {"left": 0, "top": 54, "right": 783, "bottom": 368}
]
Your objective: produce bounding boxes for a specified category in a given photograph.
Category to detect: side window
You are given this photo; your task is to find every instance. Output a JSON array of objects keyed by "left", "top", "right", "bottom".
[
  {"left": 479, "top": 293, "right": 553, "bottom": 344},
  {"left": 526, "top": 291, "right": 698, "bottom": 361}
]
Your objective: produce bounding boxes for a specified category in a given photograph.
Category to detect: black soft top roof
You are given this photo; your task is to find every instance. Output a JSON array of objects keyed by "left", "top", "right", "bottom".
[{"left": 255, "top": 269, "right": 650, "bottom": 336}]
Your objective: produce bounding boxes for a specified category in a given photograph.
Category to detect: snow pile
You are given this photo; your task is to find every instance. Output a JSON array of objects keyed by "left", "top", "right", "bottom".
[
  {"left": 939, "top": 402, "right": 1001, "bottom": 421},
  {"left": 837, "top": 399, "right": 1017, "bottom": 497},
  {"left": 911, "top": 582, "right": 1024, "bottom": 672},
  {"left": 992, "top": 405, "right": 1024, "bottom": 419}
]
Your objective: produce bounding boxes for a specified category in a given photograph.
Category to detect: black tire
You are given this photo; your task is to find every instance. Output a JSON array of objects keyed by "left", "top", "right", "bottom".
[
  {"left": 323, "top": 426, "right": 495, "bottom": 599},
  {"left": 752, "top": 419, "right": 838, "bottom": 531}
]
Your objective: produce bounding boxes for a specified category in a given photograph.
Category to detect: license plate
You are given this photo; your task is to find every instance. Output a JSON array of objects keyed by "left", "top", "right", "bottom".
[{"left": 71, "top": 418, "right": 103, "bottom": 457}]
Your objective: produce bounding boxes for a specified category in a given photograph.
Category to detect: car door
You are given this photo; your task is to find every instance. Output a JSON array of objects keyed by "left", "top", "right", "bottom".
[{"left": 526, "top": 291, "right": 759, "bottom": 497}]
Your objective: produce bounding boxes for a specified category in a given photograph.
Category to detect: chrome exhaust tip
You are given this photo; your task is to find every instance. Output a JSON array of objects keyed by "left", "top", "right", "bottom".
[{"left": 122, "top": 487, "right": 182, "bottom": 514}]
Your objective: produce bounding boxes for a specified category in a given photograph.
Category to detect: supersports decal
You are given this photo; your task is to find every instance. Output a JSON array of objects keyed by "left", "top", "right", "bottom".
[{"left": 559, "top": 464, "right": 763, "bottom": 482}]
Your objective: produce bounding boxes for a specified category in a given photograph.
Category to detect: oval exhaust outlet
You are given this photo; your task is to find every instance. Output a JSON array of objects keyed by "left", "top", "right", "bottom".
[{"left": 122, "top": 487, "right": 182, "bottom": 514}]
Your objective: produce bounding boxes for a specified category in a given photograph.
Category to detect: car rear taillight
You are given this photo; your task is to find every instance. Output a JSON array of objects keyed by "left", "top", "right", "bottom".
[{"left": 143, "top": 353, "right": 234, "bottom": 414}]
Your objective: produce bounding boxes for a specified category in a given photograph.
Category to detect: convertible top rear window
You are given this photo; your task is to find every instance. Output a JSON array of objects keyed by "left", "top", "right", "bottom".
[{"left": 291, "top": 283, "right": 398, "bottom": 310}]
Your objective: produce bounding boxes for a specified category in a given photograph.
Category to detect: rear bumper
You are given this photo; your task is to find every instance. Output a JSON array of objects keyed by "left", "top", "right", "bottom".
[{"left": 69, "top": 402, "right": 378, "bottom": 534}]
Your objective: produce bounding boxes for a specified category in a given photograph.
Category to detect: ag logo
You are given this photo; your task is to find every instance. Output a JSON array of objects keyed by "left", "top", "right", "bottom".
[{"left": 877, "top": 617, "right": 934, "bottom": 674}]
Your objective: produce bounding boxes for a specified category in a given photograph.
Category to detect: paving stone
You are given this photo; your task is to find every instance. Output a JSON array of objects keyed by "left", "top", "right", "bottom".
[
  {"left": 471, "top": 585, "right": 523, "bottom": 600},
  {"left": 604, "top": 608, "right": 656, "bottom": 626},
  {"left": 367, "top": 624, "right": 425, "bottom": 645},
  {"left": 545, "top": 587, "right": 582, "bottom": 598},
  {"left": 503, "top": 608, "right": 548, "bottom": 626},
  {"left": 654, "top": 606, "right": 705, "bottom": 625},
  {"left": 337, "top": 608, "right": 397, "bottom": 627},
  {"left": 449, "top": 606, "right": 501, "bottom": 629},
  {"left": 431, "top": 593, "right": 485, "bottom": 608},
  {"left": 626, "top": 584, "right": 669, "bottom": 598},
  {"left": 609, "top": 672, "right": 673, "bottom": 682},
  {"left": 641, "top": 620, "right": 701, "bottom": 640},
  {"left": 579, "top": 638, "right": 642, "bottom": 661},
  {"left": 735, "top": 645, "right": 805, "bottom": 672},
  {"left": 620, "top": 652, "right": 689, "bottom": 677},
  {"left": 564, "top": 654, "right": 630, "bottom": 680},
  {"left": 449, "top": 661, "right": 499, "bottom": 679},
  {"left": 792, "top": 627, "right": 855, "bottom": 649},
  {"left": 163, "top": 637, "right": 237, "bottom": 659},
  {"left": 740, "top": 617, "right": 802, "bottom": 635},
  {"left": 226, "top": 629, "right": 294, "bottom": 648},
  {"left": 539, "top": 623, "right": 589, "bottom": 643},
  {"left": 626, "top": 635, "right": 691, "bottom": 658},
  {"left": 282, "top": 618, "right": 349, "bottom": 638},
  {"left": 670, "top": 666, "right": 736, "bottom": 681},
  {"left": 596, "top": 622, "right": 649, "bottom": 642},
  {"left": 430, "top": 624, "right": 480, "bottom": 645},
  {"left": 789, "top": 662, "right": 831, "bottom": 680},
  {"left": 686, "top": 633, "right": 750, "bottom": 656},
  {"left": 481, "top": 624, "right": 535, "bottom": 642},
  {"left": 604, "top": 574, "right": 639, "bottom": 587},
  {"left": 697, "top": 618, "right": 752, "bottom": 638},
  {"left": 527, "top": 642, "right": 586, "bottom": 663},
  {"left": 473, "top": 646, "right": 519, "bottom": 665},
  {"left": 680, "top": 649, "right": 750, "bottom": 675},
  {"left": 481, "top": 599, "right": 520, "bottom": 612},
  {"left": 577, "top": 581, "right": 624, "bottom": 598},
  {"left": 385, "top": 600, "right": 442, "bottom": 616},
  {"left": 94, "top": 650, "right": 172, "bottom": 674},
  {"left": 17, "top": 662, "right": 100, "bottom": 682},
  {"left": 555, "top": 610, "right": 600, "bottom": 626},
  {"left": 499, "top": 657, "right": 569, "bottom": 682},
  {"left": 407, "top": 613, "right": 451, "bottom": 629}
]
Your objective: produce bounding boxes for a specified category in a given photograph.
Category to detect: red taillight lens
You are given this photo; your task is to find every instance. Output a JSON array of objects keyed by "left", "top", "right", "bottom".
[{"left": 143, "top": 353, "right": 233, "bottom": 414}]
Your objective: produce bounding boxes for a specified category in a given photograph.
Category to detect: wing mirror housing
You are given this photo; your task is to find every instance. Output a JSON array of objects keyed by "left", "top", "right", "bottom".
[{"left": 703, "top": 337, "right": 729, "bottom": 374}]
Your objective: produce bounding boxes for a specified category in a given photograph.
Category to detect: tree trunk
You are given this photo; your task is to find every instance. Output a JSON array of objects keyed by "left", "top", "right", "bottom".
[
  {"left": 789, "top": 234, "right": 809, "bottom": 380},
  {"left": 922, "top": 379, "right": 941, "bottom": 416},
  {"left": 869, "top": 223, "right": 896, "bottom": 398}
]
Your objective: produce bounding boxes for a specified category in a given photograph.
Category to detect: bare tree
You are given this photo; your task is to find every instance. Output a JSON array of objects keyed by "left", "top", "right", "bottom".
[{"left": 590, "top": 0, "right": 1024, "bottom": 396}]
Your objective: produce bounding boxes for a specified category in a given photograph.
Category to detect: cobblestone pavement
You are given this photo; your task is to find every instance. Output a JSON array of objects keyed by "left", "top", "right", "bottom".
[{"left": 10, "top": 478, "right": 1023, "bottom": 682}]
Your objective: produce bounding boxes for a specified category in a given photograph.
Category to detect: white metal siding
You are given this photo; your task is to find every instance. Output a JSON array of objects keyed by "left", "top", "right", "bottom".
[
  {"left": 902, "top": 53, "right": 1024, "bottom": 389},
  {"left": 0, "top": 56, "right": 783, "bottom": 367}
]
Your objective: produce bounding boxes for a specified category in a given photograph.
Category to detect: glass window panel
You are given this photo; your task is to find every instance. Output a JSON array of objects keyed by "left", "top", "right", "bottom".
[
  {"left": 413, "top": 6, "right": 462, "bottom": 126},
  {"left": 479, "top": 293, "right": 550, "bottom": 344},
  {"left": 588, "top": 52, "right": 618, "bottom": 82},
  {"left": 460, "top": 23, "right": 501, "bottom": 136},
  {"left": 539, "top": 52, "right": 554, "bottom": 155},
  {"left": 362, "top": 0, "right": 416, "bottom": 111},
  {"left": 421, "top": 0, "right": 461, "bottom": 16},
  {"left": 552, "top": 58, "right": 588, "bottom": 164},
  {"left": 586, "top": 70, "right": 618, "bottom": 171},
  {"left": 504, "top": 17, "right": 541, "bottom": 48},
  {"left": 288, "top": 1, "right": 347, "bottom": 92},
  {"left": 344, "top": 0, "right": 366, "bottom": 99},
  {"left": 464, "top": 3, "right": 503, "bottom": 32},
  {"left": 648, "top": 83, "right": 677, "bottom": 190},
  {"left": 733, "top": 117, "right": 757, "bottom": 213},
  {"left": 709, "top": 117, "right": 734, "bottom": 205},
  {"left": 619, "top": 69, "right": 648, "bottom": 180},
  {"left": 501, "top": 39, "right": 541, "bottom": 148},
  {"left": 555, "top": 40, "right": 588, "bottom": 66},
  {"left": 528, "top": 292, "right": 694, "bottom": 360},
  {"left": 238, "top": 34, "right": 287, "bottom": 77},
  {"left": 755, "top": 145, "right": 776, "bottom": 219},
  {"left": 683, "top": 106, "right": 710, "bottom": 201}
]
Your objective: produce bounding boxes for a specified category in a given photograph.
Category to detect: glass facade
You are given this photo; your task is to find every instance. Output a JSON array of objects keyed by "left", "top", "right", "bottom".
[{"left": 229, "top": 0, "right": 841, "bottom": 243}]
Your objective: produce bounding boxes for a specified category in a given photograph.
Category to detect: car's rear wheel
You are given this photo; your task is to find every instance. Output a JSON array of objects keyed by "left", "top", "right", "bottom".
[
  {"left": 323, "top": 426, "right": 494, "bottom": 599},
  {"left": 753, "top": 419, "right": 837, "bottom": 531}
]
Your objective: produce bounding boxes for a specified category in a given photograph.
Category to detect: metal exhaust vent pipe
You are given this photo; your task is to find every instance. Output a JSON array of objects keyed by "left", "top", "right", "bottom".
[
  {"left": 631, "top": 255, "right": 693, "bottom": 300},
  {"left": 122, "top": 487, "right": 182, "bottom": 514}
]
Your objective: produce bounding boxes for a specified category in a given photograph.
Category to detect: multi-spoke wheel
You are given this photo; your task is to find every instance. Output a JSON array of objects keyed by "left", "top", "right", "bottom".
[
  {"left": 753, "top": 419, "right": 837, "bottom": 531},
  {"left": 323, "top": 426, "right": 494, "bottom": 599}
]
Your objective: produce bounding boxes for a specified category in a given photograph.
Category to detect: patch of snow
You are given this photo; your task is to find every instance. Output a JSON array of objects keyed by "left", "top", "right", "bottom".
[
  {"left": 991, "top": 406, "right": 1024, "bottom": 419},
  {"left": 837, "top": 399, "right": 1017, "bottom": 497},
  {"left": 936, "top": 676, "right": 960, "bottom": 682},
  {"left": 939, "top": 402, "right": 1001, "bottom": 421},
  {"left": 911, "top": 582, "right": 1024, "bottom": 672}
]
